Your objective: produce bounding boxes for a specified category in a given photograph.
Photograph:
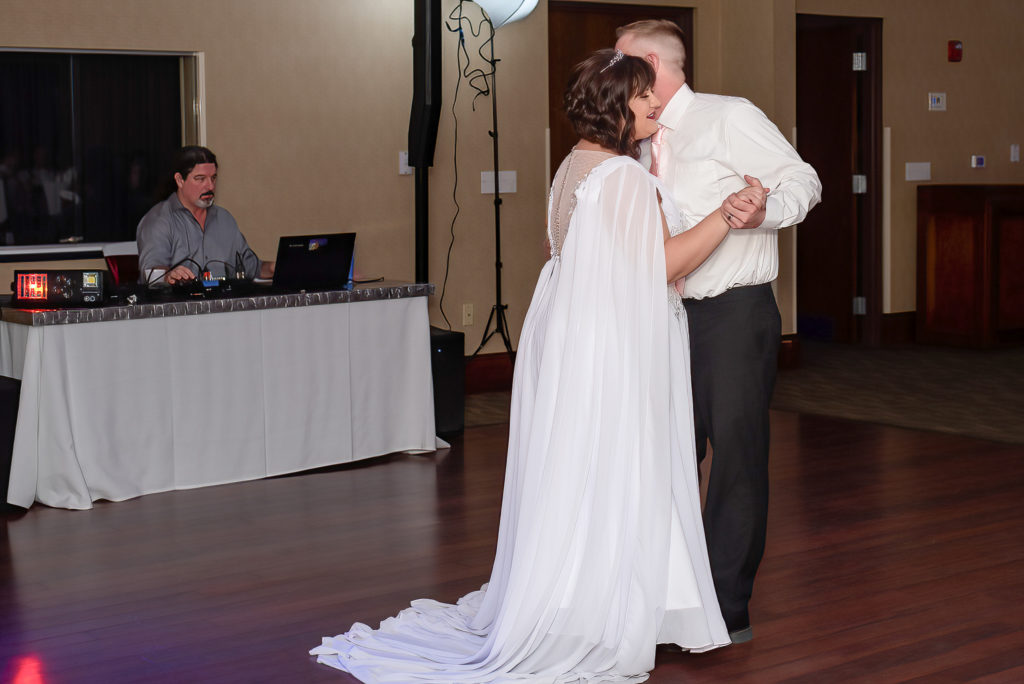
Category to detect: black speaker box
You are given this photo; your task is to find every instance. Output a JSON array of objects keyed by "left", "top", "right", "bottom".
[
  {"left": 409, "top": 0, "right": 442, "bottom": 168},
  {"left": 430, "top": 326, "right": 465, "bottom": 436},
  {"left": 0, "top": 376, "right": 20, "bottom": 510}
]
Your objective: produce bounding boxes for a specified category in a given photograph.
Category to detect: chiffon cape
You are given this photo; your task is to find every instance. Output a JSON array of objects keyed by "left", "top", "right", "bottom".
[{"left": 311, "top": 156, "right": 729, "bottom": 682}]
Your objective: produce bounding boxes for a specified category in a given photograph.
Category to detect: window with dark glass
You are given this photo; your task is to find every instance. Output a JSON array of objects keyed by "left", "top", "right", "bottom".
[{"left": 0, "top": 51, "right": 196, "bottom": 247}]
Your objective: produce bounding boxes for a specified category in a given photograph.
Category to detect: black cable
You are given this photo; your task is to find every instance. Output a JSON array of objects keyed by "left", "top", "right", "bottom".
[
  {"left": 440, "top": 5, "right": 466, "bottom": 329},
  {"left": 203, "top": 259, "right": 236, "bottom": 279},
  {"left": 206, "top": 255, "right": 258, "bottom": 280},
  {"left": 238, "top": 246, "right": 260, "bottom": 278},
  {"left": 178, "top": 257, "right": 204, "bottom": 278},
  {"left": 474, "top": 19, "right": 496, "bottom": 111},
  {"left": 147, "top": 221, "right": 203, "bottom": 287},
  {"left": 439, "top": 2, "right": 496, "bottom": 331},
  {"left": 145, "top": 256, "right": 203, "bottom": 287},
  {"left": 144, "top": 265, "right": 164, "bottom": 287},
  {"left": 446, "top": 3, "right": 494, "bottom": 109}
]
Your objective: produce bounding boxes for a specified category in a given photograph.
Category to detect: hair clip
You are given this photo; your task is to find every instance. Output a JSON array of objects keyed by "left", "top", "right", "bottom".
[{"left": 600, "top": 49, "right": 626, "bottom": 73}]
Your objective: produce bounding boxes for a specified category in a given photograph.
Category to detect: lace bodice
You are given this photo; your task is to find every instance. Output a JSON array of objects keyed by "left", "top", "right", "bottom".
[
  {"left": 547, "top": 149, "right": 615, "bottom": 258},
  {"left": 546, "top": 149, "right": 687, "bottom": 317}
]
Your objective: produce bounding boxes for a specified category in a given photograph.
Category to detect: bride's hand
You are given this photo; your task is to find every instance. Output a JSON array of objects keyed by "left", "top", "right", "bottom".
[{"left": 722, "top": 175, "right": 771, "bottom": 229}]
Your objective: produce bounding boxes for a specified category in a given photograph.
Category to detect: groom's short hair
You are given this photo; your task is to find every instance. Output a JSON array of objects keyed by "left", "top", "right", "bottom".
[{"left": 616, "top": 19, "right": 687, "bottom": 72}]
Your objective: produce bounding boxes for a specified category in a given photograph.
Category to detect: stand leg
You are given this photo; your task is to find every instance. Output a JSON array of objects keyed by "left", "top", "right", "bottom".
[{"left": 471, "top": 303, "right": 514, "bottom": 359}]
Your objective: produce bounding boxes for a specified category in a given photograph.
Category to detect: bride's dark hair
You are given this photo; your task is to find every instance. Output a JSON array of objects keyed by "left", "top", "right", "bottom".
[{"left": 563, "top": 48, "right": 656, "bottom": 159}]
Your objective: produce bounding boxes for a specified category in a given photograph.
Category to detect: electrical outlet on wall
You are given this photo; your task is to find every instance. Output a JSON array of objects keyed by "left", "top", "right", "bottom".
[{"left": 462, "top": 304, "right": 474, "bottom": 326}]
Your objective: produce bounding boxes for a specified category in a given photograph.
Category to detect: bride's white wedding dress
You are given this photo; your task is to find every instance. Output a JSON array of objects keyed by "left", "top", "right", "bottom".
[{"left": 311, "top": 151, "right": 729, "bottom": 682}]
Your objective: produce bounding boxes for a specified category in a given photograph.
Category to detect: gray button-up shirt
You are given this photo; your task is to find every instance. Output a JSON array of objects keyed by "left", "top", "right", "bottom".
[{"left": 136, "top": 193, "right": 260, "bottom": 283}]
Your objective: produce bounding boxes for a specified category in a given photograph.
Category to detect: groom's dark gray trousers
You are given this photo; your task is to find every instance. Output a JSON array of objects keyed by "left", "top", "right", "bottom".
[{"left": 683, "top": 282, "right": 780, "bottom": 633}]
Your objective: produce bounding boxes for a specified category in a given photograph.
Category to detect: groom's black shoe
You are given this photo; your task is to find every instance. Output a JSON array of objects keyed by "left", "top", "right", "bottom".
[{"left": 729, "top": 626, "right": 753, "bottom": 644}]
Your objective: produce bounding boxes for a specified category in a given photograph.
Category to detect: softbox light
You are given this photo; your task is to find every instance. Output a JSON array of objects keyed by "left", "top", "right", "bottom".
[{"left": 474, "top": 0, "right": 538, "bottom": 28}]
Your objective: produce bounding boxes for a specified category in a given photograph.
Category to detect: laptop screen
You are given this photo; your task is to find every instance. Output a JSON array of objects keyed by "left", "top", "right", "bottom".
[{"left": 272, "top": 233, "right": 355, "bottom": 291}]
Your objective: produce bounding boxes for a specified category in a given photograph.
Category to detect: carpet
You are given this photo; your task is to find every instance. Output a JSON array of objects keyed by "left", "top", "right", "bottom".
[
  {"left": 772, "top": 341, "right": 1024, "bottom": 445},
  {"left": 466, "top": 342, "right": 1024, "bottom": 445}
]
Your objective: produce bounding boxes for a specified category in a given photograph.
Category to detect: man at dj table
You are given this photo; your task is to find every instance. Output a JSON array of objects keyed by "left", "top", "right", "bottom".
[{"left": 136, "top": 145, "right": 274, "bottom": 285}]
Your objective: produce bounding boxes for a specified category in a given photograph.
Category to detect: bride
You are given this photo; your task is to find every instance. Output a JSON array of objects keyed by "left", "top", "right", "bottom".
[{"left": 311, "top": 48, "right": 768, "bottom": 683}]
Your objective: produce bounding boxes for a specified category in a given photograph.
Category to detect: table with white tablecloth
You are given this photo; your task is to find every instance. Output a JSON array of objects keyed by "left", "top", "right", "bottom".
[{"left": 0, "top": 282, "right": 438, "bottom": 510}]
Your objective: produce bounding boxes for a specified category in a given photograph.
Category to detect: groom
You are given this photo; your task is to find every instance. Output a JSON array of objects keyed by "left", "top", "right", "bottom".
[{"left": 616, "top": 20, "right": 821, "bottom": 643}]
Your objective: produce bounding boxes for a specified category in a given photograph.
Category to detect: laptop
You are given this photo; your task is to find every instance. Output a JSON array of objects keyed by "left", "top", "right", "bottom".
[{"left": 272, "top": 232, "right": 356, "bottom": 292}]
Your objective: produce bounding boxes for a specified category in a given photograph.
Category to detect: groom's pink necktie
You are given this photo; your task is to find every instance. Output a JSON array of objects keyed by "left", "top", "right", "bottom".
[
  {"left": 649, "top": 124, "right": 666, "bottom": 177},
  {"left": 651, "top": 125, "right": 685, "bottom": 295}
]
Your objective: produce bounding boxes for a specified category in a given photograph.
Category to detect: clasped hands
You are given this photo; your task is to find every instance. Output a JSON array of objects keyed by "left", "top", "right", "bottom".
[{"left": 722, "top": 175, "right": 770, "bottom": 229}]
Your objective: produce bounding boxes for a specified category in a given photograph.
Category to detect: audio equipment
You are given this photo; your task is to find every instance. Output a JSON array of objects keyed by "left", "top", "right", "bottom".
[
  {"left": 409, "top": 0, "right": 442, "bottom": 168},
  {"left": 410, "top": 0, "right": 441, "bottom": 283},
  {"left": 11, "top": 269, "right": 107, "bottom": 307},
  {"left": 430, "top": 326, "right": 465, "bottom": 436},
  {"left": 0, "top": 376, "right": 19, "bottom": 511}
]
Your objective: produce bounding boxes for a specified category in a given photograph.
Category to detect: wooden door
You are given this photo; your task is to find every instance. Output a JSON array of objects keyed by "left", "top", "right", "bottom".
[
  {"left": 548, "top": 2, "right": 693, "bottom": 180},
  {"left": 796, "top": 15, "right": 882, "bottom": 344}
]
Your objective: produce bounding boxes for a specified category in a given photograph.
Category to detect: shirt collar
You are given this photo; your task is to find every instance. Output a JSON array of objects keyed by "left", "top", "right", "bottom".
[{"left": 656, "top": 83, "right": 695, "bottom": 132}]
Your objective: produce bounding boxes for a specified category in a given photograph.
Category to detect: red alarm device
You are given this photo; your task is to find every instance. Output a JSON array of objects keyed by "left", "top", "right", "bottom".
[{"left": 948, "top": 40, "right": 963, "bottom": 62}]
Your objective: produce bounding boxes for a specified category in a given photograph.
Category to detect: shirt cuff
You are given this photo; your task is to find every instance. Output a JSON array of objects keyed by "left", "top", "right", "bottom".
[{"left": 761, "top": 196, "right": 784, "bottom": 230}]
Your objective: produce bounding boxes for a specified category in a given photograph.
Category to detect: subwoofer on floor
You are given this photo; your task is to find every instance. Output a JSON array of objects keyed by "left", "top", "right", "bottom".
[
  {"left": 0, "top": 376, "right": 20, "bottom": 510},
  {"left": 430, "top": 326, "right": 465, "bottom": 436}
]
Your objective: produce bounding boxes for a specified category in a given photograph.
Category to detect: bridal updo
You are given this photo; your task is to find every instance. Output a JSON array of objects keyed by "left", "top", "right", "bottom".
[{"left": 563, "top": 48, "right": 656, "bottom": 159}]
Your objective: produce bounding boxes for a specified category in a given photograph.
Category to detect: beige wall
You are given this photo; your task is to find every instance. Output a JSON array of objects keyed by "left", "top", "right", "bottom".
[
  {"left": 432, "top": 6, "right": 549, "bottom": 352},
  {"left": 0, "top": 0, "right": 549, "bottom": 354},
  {"left": 795, "top": 0, "right": 1024, "bottom": 312},
  {"left": 4, "top": 1, "right": 1022, "bottom": 344}
]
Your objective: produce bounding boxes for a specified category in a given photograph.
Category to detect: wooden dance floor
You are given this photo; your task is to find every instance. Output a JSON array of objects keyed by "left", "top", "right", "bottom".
[{"left": 2, "top": 410, "right": 1023, "bottom": 682}]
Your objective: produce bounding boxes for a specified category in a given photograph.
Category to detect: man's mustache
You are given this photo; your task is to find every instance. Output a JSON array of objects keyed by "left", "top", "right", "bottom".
[{"left": 200, "top": 191, "right": 215, "bottom": 198}]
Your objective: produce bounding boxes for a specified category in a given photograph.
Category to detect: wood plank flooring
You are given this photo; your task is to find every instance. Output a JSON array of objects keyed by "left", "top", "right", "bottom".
[{"left": 2, "top": 410, "right": 1023, "bottom": 683}]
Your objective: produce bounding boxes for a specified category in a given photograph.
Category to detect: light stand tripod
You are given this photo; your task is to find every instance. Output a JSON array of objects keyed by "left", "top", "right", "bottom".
[{"left": 471, "top": 26, "right": 514, "bottom": 360}]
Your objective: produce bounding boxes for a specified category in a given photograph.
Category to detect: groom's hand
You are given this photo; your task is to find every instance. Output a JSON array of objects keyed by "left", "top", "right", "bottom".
[{"left": 722, "top": 175, "right": 769, "bottom": 229}]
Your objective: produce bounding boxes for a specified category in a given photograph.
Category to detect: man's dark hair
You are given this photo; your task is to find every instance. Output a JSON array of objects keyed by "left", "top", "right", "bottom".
[
  {"left": 563, "top": 49, "right": 656, "bottom": 159},
  {"left": 174, "top": 145, "right": 218, "bottom": 180}
]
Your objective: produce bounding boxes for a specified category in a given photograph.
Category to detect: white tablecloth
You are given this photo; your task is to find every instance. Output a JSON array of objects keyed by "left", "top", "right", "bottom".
[{"left": 1, "top": 296, "right": 437, "bottom": 509}]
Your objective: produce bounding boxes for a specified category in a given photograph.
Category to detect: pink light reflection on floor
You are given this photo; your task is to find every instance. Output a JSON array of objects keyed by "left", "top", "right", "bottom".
[{"left": 10, "top": 655, "right": 45, "bottom": 684}]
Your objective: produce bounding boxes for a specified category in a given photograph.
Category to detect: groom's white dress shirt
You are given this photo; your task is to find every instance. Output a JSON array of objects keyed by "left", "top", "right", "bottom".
[{"left": 643, "top": 84, "right": 821, "bottom": 300}]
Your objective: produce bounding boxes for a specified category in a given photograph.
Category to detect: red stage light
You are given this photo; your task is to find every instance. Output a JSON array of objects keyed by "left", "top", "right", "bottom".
[{"left": 15, "top": 273, "right": 48, "bottom": 300}]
